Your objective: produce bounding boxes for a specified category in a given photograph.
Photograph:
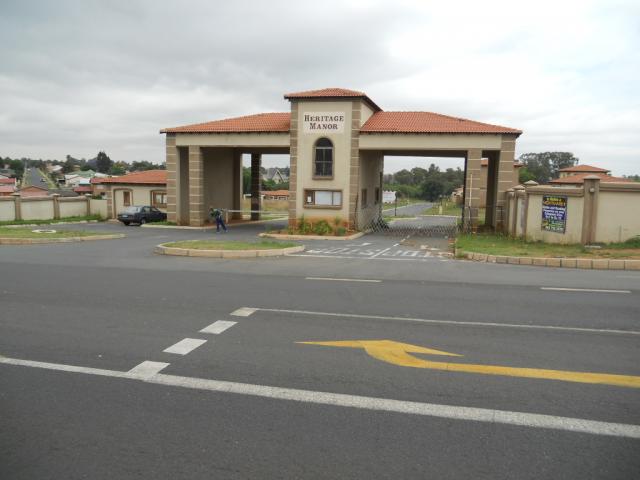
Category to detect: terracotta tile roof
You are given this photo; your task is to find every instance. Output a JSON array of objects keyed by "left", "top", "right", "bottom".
[
  {"left": 100, "top": 170, "right": 167, "bottom": 185},
  {"left": 558, "top": 164, "right": 609, "bottom": 173},
  {"left": 0, "top": 185, "right": 16, "bottom": 193},
  {"left": 361, "top": 111, "right": 521, "bottom": 135},
  {"left": 90, "top": 177, "right": 104, "bottom": 184},
  {"left": 284, "top": 88, "right": 382, "bottom": 111},
  {"left": 73, "top": 186, "right": 92, "bottom": 193},
  {"left": 549, "top": 173, "right": 632, "bottom": 184},
  {"left": 0, "top": 178, "right": 16, "bottom": 184},
  {"left": 161, "top": 113, "right": 291, "bottom": 134},
  {"left": 262, "top": 190, "right": 289, "bottom": 197}
]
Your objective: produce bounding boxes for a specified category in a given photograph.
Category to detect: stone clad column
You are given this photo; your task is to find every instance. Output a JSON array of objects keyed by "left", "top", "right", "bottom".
[
  {"left": 165, "top": 134, "right": 178, "bottom": 224},
  {"left": 288, "top": 102, "right": 299, "bottom": 228},
  {"left": 188, "top": 145, "right": 205, "bottom": 226},
  {"left": 464, "top": 148, "right": 482, "bottom": 229},
  {"left": 495, "top": 135, "right": 517, "bottom": 228},
  {"left": 349, "top": 101, "right": 361, "bottom": 229},
  {"left": 251, "top": 153, "right": 261, "bottom": 220}
]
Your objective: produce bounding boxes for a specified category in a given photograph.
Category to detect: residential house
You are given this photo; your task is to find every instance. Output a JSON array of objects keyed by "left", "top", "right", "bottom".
[
  {"left": 262, "top": 189, "right": 289, "bottom": 200},
  {"left": 0, "top": 177, "right": 17, "bottom": 197},
  {"left": 549, "top": 164, "right": 632, "bottom": 186},
  {"left": 100, "top": 170, "right": 167, "bottom": 218},
  {"left": 19, "top": 185, "right": 50, "bottom": 197},
  {"left": 262, "top": 167, "right": 289, "bottom": 184}
]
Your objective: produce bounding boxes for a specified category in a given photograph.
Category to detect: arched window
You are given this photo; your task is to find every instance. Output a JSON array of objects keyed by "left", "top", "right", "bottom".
[{"left": 314, "top": 138, "right": 333, "bottom": 178}]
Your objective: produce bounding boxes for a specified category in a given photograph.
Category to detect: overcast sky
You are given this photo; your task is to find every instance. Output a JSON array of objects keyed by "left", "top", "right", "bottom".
[{"left": 1, "top": 0, "right": 638, "bottom": 174}]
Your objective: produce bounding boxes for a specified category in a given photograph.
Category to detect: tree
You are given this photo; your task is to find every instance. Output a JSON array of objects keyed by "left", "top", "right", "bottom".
[
  {"left": 420, "top": 178, "right": 446, "bottom": 201},
  {"left": 393, "top": 169, "right": 414, "bottom": 185},
  {"left": 518, "top": 167, "right": 536, "bottom": 183},
  {"left": 242, "top": 167, "right": 251, "bottom": 194},
  {"left": 95, "top": 151, "right": 113, "bottom": 174},
  {"left": 517, "top": 152, "right": 579, "bottom": 184}
]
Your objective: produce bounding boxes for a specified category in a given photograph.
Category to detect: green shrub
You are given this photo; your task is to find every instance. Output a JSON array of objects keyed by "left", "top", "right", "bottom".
[
  {"left": 312, "top": 220, "right": 332, "bottom": 236},
  {"left": 297, "top": 215, "right": 312, "bottom": 234},
  {"left": 335, "top": 226, "right": 347, "bottom": 236}
]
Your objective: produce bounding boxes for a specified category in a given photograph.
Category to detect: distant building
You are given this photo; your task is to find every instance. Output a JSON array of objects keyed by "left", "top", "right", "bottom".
[
  {"left": 100, "top": 170, "right": 167, "bottom": 217},
  {"left": 19, "top": 185, "right": 50, "bottom": 197},
  {"left": 549, "top": 164, "right": 631, "bottom": 186},
  {"left": 262, "top": 167, "right": 289, "bottom": 184},
  {"left": 262, "top": 189, "right": 289, "bottom": 200},
  {"left": 557, "top": 164, "right": 610, "bottom": 179}
]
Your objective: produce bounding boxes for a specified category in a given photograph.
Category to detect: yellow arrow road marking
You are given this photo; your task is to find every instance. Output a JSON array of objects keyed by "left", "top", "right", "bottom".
[{"left": 298, "top": 340, "right": 640, "bottom": 389}]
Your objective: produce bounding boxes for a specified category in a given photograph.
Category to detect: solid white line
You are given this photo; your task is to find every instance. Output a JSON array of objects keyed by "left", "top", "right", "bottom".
[
  {"left": 288, "top": 254, "right": 438, "bottom": 262},
  {"left": 200, "top": 320, "right": 237, "bottom": 335},
  {"left": 249, "top": 307, "right": 640, "bottom": 336},
  {"left": 0, "top": 355, "right": 638, "bottom": 439},
  {"left": 230, "top": 307, "right": 257, "bottom": 317},
  {"left": 163, "top": 338, "right": 207, "bottom": 355},
  {"left": 541, "top": 287, "right": 631, "bottom": 294},
  {"left": 305, "top": 277, "right": 382, "bottom": 283},
  {"left": 128, "top": 361, "right": 170, "bottom": 379}
]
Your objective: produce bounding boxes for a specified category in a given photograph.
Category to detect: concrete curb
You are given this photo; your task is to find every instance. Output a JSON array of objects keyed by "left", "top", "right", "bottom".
[
  {"left": 0, "top": 234, "right": 125, "bottom": 245},
  {"left": 259, "top": 231, "right": 364, "bottom": 241},
  {"left": 155, "top": 243, "right": 305, "bottom": 258},
  {"left": 3, "top": 220, "right": 101, "bottom": 229},
  {"left": 458, "top": 250, "right": 640, "bottom": 271}
]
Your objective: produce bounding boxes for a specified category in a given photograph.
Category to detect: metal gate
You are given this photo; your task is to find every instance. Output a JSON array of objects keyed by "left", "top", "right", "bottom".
[{"left": 360, "top": 204, "right": 471, "bottom": 237}]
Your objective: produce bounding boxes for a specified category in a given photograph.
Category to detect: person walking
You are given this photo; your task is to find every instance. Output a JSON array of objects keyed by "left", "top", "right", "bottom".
[{"left": 209, "top": 206, "right": 228, "bottom": 233}]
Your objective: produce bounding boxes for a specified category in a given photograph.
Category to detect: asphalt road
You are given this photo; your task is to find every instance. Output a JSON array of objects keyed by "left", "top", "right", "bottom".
[
  {"left": 22, "top": 167, "right": 50, "bottom": 189},
  {"left": 1, "top": 222, "right": 639, "bottom": 479}
]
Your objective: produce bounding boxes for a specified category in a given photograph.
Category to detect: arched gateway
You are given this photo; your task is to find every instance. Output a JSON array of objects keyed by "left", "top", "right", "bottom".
[{"left": 160, "top": 88, "right": 522, "bottom": 230}]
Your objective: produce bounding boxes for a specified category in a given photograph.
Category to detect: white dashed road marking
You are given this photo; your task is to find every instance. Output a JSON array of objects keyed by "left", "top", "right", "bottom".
[
  {"left": 163, "top": 338, "right": 207, "bottom": 355},
  {"left": 541, "top": 287, "right": 631, "bottom": 294},
  {"left": 128, "top": 361, "right": 170, "bottom": 379},
  {"left": 200, "top": 320, "right": 237, "bottom": 334},
  {"left": 230, "top": 307, "right": 257, "bottom": 317},
  {"left": 1, "top": 355, "right": 638, "bottom": 439},
  {"left": 305, "top": 277, "right": 382, "bottom": 283}
]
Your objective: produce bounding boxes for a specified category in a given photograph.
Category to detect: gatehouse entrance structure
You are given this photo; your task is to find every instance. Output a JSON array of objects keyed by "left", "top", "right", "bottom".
[{"left": 160, "top": 88, "right": 522, "bottom": 231}]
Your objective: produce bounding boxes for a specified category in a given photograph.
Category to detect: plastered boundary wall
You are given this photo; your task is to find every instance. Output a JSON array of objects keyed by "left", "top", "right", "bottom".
[
  {"left": 0, "top": 195, "right": 107, "bottom": 222},
  {"left": 504, "top": 178, "right": 640, "bottom": 244}
]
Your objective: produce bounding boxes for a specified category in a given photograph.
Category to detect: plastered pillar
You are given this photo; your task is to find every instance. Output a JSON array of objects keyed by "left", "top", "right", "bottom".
[
  {"left": 52, "top": 193, "right": 61, "bottom": 219},
  {"left": 11, "top": 192, "right": 21, "bottom": 221},
  {"left": 582, "top": 175, "right": 600, "bottom": 244}
]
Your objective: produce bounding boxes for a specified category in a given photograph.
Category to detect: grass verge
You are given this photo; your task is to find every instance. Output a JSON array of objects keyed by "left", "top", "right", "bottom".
[
  {"left": 0, "top": 227, "right": 102, "bottom": 238},
  {"left": 0, "top": 214, "right": 103, "bottom": 226},
  {"left": 456, "top": 234, "right": 640, "bottom": 259},
  {"left": 164, "top": 240, "right": 298, "bottom": 250}
]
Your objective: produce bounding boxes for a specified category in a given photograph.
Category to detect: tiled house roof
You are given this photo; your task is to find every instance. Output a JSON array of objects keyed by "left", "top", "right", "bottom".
[
  {"left": 558, "top": 164, "right": 610, "bottom": 173},
  {"left": 284, "top": 88, "right": 382, "bottom": 111},
  {"left": 549, "top": 173, "right": 632, "bottom": 185},
  {"left": 161, "top": 113, "right": 290, "bottom": 134},
  {"left": 100, "top": 170, "right": 167, "bottom": 185},
  {"left": 361, "top": 112, "right": 521, "bottom": 134}
]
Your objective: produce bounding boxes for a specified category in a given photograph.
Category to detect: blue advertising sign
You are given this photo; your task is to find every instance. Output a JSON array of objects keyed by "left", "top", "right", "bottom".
[{"left": 542, "top": 195, "right": 567, "bottom": 233}]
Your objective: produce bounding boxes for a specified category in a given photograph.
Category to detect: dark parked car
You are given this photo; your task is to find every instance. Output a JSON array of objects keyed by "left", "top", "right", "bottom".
[{"left": 117, "top": 206, "right": 166, "bottom": 226}]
